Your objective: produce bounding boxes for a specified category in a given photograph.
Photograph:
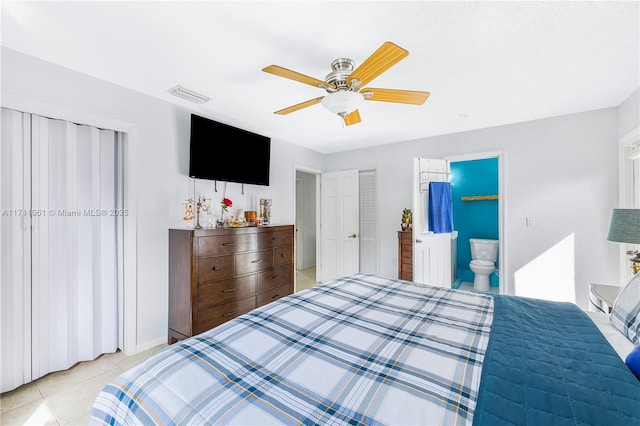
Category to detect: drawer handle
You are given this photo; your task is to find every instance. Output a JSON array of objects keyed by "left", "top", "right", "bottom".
[
  {"left": 271, "top": 294, "right": 279, "bottom": 299},
  {"left": 222, "top": 288, "right": 236, "bottom": 293},
  {"left": 222, "top": 311, "right": 236, "bottom": 317},
  {"left": 212, "top": 266, "right": 221, "bottom": 271},
  {"left": 272, "top": 274, "right": 280, "bottom": 279},
  {"left": 222, "top": 242, "right": 235, "bottom": 246},
  {"left": 280, "top": 254, "right": 287, "bottom": 258},
  {"left": 251, "top": 259, "right": 263, "bottom": 264}
]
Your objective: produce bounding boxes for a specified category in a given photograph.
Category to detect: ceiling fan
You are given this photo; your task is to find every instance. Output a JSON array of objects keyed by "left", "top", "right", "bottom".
[{"left": 262, "top": 41, "right": 430, "bottom": 126}]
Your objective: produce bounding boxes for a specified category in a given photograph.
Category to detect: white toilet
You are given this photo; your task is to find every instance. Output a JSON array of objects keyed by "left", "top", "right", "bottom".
[{"left": 469, "top": 238, "right": 499, "bottom": 292}]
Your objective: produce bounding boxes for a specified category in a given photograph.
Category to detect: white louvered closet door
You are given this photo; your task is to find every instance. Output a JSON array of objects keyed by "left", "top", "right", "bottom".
[
  {"left": 359, "top": 170, "right": 378, "bottom": 274},
  {"left": 0, "top": 109, "right": 121, "bottom": 392}
]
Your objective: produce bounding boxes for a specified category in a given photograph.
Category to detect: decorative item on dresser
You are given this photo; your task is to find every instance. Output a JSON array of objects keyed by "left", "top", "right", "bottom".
[
  {"left": 398, "top": 230, "right": 413, "bottom": 280},
  {"left": 401, "top": 208, "right": 412, "bottom": 230},
  {"left": 259, "top": 198, "right": 272, "bottom": 225},
  {"left": 168, "top": 225, "right": 294, "bottom": 343}
]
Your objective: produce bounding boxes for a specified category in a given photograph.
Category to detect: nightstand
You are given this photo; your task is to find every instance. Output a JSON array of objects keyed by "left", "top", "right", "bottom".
[{"left": 589, "top": 283, "right": 622, "bottom": 314}]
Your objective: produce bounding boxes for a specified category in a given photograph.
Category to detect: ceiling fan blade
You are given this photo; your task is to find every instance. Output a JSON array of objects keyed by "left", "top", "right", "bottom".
[
  {"left": 343, "top": 110, "right": 362, "bottom": 126},
  {"left": 274, "top": 97, "right": 324, "bottom": 115},
  {"left": 347, "top": 42, "right": 409, "bottom": 88},
  {"left": 362, "top": 88, "right": 430, "bottom": 105},
  {"left": 263, "top": 65, "right": 331, "bottom": 89}
]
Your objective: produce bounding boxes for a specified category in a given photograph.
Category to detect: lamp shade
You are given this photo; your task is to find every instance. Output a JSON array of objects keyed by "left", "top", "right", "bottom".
[{"left": 607, "top": 209, "right": 640, "bottom": 244}]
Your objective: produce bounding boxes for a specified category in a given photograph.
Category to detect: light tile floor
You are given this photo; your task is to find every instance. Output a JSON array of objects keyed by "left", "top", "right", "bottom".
[
  {"left": 296, "top": 266, "right": 318, "bottom": 292},
  {"left": 2, "top": 268, "right": 319, "bottom": 425},
  {"left": 457, "top": 281, "right": 500, "bottom": 294},
  {"left": 0, "top": 344, "right": 167, "bottom": 425}
]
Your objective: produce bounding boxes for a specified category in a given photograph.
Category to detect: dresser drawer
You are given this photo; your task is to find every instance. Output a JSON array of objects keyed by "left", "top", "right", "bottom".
[
  {"left": 197, "top": 255, "right": 234, "bottom": 283},
  {"left": 274, "top": 245, "right": 292, "bottom": 267},
  {"left": 257, "top": 282, "right": 293, "bottom": 307},
  {"left": 256, "top": 264, "right": 292, "bottom": 293},
  {"left": 197, "top": 275, "right": 255, "bottom": 310},
  {"left": 258, "top": 230, "right": 293, "bottom": 249},
  {"left": 235, "top": 249, "right": 273, "bottom": 276},
  {"left": 196, "top": 234, "right": 256, "bottom": 257},
  {"left": 196, "top": 297, "right": 256, "bottom": 334}
]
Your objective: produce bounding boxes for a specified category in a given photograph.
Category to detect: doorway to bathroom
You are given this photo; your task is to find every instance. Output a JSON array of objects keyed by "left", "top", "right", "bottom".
[{"left": 448, "top": 152, "right": 502, "bottom": 293}]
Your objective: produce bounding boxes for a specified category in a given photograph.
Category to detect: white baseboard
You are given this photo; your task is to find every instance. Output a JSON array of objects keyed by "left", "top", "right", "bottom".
[{"left": 135, "top": 335, "right": 168, "bottom": 355}]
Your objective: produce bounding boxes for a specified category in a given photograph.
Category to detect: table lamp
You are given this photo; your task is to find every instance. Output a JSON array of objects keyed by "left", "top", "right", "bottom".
[{"left": 607, "top": 208, "right": 640, "bottom": 274}]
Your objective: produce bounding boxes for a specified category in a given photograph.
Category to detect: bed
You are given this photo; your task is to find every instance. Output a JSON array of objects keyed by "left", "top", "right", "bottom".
[{"left": 90, "top": 274, "right": 640, "bottom": 425}]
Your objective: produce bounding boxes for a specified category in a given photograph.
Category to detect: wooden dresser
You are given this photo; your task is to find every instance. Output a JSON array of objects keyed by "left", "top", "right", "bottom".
[
  {"left": 398, "top": 230, "right": 413, "bottom": 281},
  {"left": 168, "top": 225, "right": 294, "bottom": 343}
]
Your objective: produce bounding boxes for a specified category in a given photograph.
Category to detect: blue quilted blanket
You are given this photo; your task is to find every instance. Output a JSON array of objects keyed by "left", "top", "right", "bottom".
[{"left": 474, "top": 295, "right": 640, "bottom": 426}]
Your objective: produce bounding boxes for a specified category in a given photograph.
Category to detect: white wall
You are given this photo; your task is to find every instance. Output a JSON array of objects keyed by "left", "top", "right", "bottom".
[
  {"left": 1, "top": 48, "right": 325, "bottom": 351},
  {"left": 326, "top": 108, "right": 621, "bottom": 309},
  {"left": 618, "top": 88, "right": 639, "bottom": 138}
]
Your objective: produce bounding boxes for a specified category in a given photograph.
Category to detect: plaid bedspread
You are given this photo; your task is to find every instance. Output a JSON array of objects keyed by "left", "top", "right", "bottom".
[{"left": 90, "top": 274, "right": 494, "bottom": 425}]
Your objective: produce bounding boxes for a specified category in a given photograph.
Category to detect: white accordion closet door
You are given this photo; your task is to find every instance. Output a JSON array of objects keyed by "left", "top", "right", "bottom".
[
  {"left": 0, "top": 109, "right": 121, "bottom": 392},
  {"left": 0, "top": 109, "right": 33, "bottom": 393}
]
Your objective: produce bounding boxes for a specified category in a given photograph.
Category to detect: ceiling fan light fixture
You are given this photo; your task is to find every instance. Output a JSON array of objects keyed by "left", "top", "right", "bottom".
[{"left": 321, "top": 91, "right": 364, "bottom": 116}]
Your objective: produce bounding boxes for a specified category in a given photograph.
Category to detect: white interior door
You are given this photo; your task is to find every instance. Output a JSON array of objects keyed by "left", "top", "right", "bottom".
[
  {"left": 321, "top": 170, "right": 359, "bottom": 283},
  {"left": 412, "top": 158, "right": 455, "bottom": 287}
]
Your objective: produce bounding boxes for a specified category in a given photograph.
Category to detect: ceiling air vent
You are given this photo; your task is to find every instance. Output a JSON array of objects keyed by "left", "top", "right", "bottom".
[{"left": 168, "top": 85, "right": 210, "bottom": 104}]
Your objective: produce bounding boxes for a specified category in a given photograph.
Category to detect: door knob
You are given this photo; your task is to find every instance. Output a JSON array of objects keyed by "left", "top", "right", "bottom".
[
  {"left": 415, "top": 239, "right": 423, "bottom": 243},
  {"left": 348, "top": 234, "right": 358, "bottom": 238}
]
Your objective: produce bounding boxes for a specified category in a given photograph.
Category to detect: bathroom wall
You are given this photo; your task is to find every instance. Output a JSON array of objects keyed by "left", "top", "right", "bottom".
[{"left": 451, "top": 158, "right": 500, "bottom": 285}]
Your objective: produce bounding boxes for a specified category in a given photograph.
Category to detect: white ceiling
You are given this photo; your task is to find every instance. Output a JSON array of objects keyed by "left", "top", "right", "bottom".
[{"left": 1, "top": 1, "right": 638, "bottom": 154}]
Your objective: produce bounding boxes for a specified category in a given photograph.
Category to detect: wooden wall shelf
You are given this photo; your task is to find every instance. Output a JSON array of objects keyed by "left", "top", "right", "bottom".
[{"left": 461, "top": 195, "right": 499, "bottom": 201}]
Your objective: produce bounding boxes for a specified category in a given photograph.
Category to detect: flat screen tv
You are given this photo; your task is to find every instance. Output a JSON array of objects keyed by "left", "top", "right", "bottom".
[{"left": 189, "top": 114, "right": 271, "bottom": 186}]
